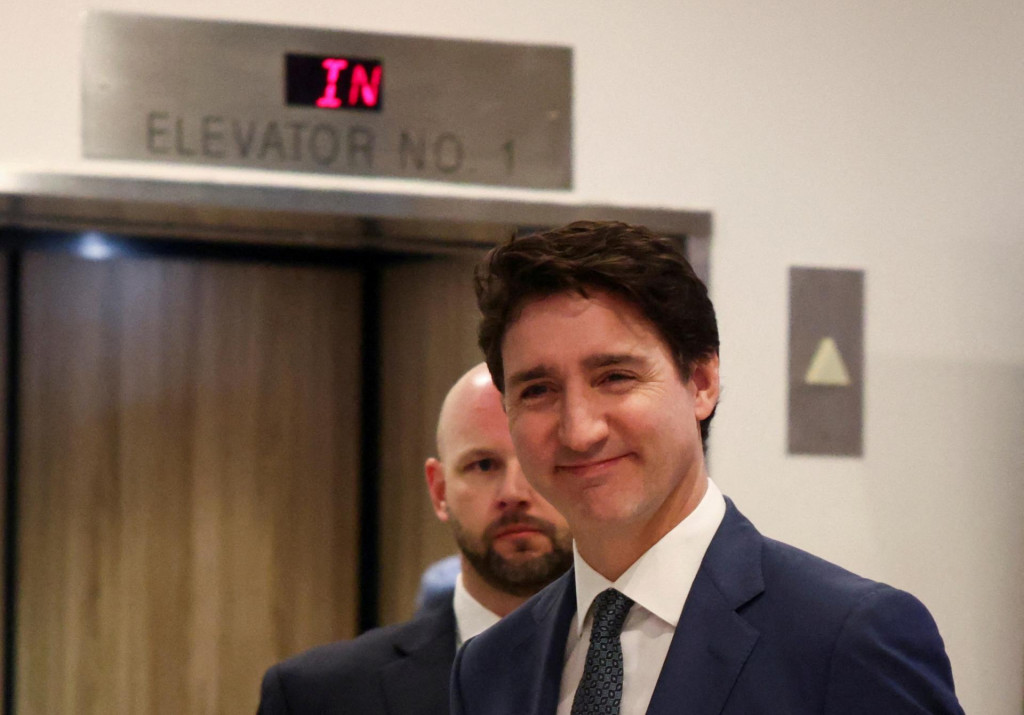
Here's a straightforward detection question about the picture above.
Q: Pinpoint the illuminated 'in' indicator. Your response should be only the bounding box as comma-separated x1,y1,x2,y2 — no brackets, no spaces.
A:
286,53,384,111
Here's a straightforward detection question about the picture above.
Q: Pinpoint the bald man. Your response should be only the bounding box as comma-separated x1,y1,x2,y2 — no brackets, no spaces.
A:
257,363,572,715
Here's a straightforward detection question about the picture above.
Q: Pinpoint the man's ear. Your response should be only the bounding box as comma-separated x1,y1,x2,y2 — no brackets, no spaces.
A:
424,458,449,522
690,353,720,421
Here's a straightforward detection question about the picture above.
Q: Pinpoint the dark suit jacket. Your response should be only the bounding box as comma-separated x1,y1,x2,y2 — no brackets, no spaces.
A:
452,499,963,714
259,595,457,714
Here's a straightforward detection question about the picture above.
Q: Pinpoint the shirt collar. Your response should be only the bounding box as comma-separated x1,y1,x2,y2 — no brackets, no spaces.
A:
572,478,726,635
453,572,502,646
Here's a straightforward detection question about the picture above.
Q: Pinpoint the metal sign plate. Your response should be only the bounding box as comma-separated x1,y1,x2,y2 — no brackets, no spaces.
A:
82,13,573,188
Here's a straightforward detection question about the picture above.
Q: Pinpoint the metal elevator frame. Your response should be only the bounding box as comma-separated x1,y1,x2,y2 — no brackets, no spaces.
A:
0,170,712,714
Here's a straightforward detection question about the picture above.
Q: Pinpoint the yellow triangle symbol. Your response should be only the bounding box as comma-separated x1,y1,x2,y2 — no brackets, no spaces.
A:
804,337,851,386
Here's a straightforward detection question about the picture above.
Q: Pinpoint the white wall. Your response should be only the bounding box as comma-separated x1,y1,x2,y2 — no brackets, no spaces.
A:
3,1,1023,712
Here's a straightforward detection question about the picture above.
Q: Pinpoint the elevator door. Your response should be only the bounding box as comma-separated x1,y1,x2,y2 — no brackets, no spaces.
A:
14,249,363,714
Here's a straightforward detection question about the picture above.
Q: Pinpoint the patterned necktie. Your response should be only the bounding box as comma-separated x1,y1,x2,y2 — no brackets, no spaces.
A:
571,588,635,715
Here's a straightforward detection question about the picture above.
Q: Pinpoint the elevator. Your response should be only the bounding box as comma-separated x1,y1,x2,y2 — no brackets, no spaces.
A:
0,172,710,713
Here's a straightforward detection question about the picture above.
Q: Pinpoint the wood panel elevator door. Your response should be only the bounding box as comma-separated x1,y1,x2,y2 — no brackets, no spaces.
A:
14,250,363,715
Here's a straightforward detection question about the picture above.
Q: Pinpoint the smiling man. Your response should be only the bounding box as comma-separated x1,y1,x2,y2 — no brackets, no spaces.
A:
258,363,571,715
451,221,963,714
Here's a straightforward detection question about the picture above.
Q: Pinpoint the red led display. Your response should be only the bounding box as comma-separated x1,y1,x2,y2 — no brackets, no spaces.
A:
286,54,383,111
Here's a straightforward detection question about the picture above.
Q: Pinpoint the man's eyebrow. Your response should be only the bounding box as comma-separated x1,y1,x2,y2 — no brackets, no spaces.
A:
454,448,499,466
506,355,646,389
505,365,553,389
582,353,645,370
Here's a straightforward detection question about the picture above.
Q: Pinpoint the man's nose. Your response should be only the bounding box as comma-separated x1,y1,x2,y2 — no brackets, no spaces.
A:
496,460,533,510
558,389,608,454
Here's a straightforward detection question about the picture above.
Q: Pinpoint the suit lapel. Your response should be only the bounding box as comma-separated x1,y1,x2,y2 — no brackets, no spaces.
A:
528,571,578,714
487,570,578,715
646,500,764,715
380,601,458,715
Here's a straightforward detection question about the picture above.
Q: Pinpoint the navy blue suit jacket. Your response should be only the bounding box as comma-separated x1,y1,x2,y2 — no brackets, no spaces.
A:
258,594,456,714
451,499,963,714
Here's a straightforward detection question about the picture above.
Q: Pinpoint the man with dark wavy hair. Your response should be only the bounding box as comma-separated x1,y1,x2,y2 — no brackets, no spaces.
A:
452,221,962,714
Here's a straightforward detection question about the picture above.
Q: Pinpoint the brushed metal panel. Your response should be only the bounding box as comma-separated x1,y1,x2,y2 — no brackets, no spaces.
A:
788,267,865,457
0,172,713,238
82,12,572,188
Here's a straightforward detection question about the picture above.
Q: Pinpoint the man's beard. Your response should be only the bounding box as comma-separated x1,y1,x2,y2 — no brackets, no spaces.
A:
448,509,573,598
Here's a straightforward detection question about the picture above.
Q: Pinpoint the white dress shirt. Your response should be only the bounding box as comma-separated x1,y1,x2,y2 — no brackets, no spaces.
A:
452,572,502,648
557,479,726,715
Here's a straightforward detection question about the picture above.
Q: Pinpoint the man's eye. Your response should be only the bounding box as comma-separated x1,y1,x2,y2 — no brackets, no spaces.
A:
471,458,499,472
603,371,635,385
519,384,549,400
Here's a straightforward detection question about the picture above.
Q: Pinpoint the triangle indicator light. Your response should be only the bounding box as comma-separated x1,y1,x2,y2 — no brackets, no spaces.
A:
804,337,852,387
